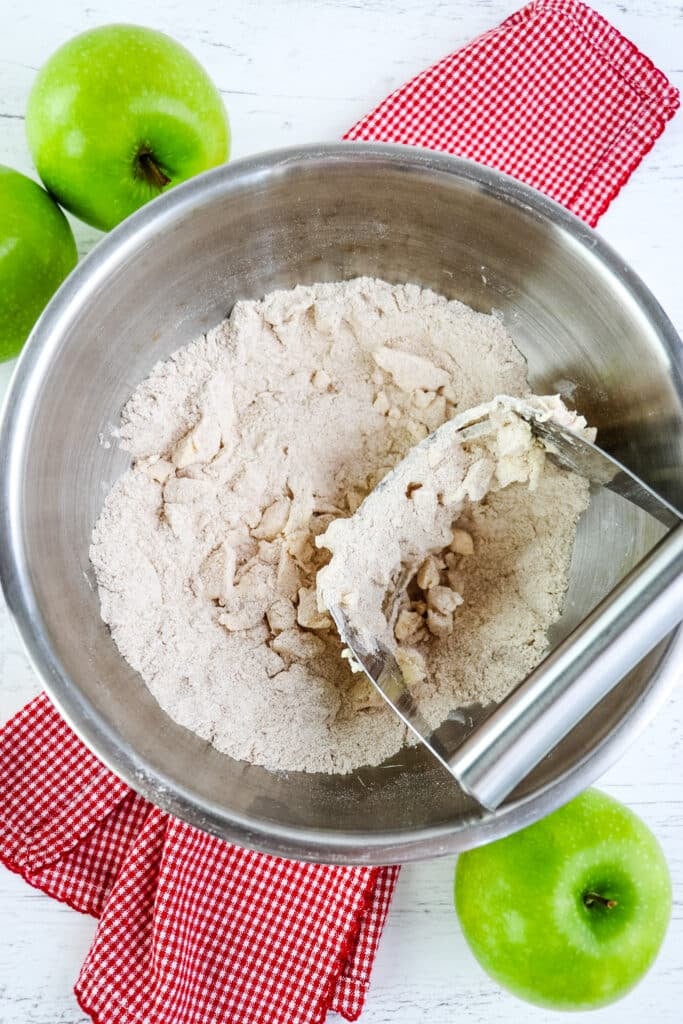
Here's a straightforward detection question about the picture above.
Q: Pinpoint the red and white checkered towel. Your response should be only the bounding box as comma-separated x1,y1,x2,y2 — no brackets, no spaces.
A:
345,0,679,226
0,3,678,1023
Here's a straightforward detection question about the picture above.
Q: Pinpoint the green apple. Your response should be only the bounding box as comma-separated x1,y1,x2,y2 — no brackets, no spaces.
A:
26,24,230,231
455,789,671,1010
0,166,77,362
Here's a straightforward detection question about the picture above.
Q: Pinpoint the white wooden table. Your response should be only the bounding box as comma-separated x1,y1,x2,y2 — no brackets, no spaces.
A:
1,1,682,1021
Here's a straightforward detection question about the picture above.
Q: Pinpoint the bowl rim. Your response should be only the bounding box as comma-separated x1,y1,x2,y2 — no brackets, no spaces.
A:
1,141,682,863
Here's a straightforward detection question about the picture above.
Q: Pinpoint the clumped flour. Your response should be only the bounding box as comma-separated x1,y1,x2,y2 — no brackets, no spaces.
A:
91,278,589,774
317,395,593,687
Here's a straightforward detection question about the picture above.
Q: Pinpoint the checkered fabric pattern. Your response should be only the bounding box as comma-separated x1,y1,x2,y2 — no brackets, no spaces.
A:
0,693,150,915
345,0,679,226
0,696,398,1022
0,3,677,1022
75,812,399,1024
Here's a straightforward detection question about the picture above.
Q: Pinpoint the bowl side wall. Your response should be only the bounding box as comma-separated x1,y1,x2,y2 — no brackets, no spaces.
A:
2,147,682,860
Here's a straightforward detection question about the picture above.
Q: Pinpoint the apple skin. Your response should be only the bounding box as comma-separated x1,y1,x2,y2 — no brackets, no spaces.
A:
26,24,230,231
0,166,77,362
455,789,671,1010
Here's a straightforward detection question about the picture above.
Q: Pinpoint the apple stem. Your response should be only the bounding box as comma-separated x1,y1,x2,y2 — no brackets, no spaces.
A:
583,891,618,910
135,149,171,190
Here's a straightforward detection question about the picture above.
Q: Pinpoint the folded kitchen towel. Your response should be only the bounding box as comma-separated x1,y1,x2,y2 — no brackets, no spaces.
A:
345,0,679,226
0,3,677,1022
0,694,398,1023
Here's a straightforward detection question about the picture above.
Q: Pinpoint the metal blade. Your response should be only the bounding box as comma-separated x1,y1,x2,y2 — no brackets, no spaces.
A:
523,416,682,528
326,405,682,796
328,605,458,776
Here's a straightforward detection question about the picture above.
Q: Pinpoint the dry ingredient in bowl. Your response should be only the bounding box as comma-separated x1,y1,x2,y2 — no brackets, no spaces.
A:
91,277,589,774
316,395,594,687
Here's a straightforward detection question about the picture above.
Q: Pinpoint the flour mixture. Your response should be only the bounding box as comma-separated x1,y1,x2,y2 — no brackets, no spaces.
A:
91,278,589,773
317,395,594,687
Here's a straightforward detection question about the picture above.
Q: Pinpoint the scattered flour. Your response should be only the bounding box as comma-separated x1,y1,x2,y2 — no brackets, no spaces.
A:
90,278,589,774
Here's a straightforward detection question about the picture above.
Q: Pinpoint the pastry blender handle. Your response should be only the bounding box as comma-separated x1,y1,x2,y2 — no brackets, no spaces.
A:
448,523,683,810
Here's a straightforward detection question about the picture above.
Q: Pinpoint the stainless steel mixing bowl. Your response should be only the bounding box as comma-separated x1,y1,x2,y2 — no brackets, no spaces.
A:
1,144,682,863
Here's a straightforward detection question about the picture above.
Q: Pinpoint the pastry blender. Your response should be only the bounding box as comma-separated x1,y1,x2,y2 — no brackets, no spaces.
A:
328,407,683,810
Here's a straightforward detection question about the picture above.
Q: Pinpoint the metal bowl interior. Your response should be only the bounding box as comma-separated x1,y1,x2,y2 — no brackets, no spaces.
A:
1,144,682,863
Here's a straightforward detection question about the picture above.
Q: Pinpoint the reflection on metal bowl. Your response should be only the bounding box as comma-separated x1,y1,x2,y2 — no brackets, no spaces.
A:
1,144,682,863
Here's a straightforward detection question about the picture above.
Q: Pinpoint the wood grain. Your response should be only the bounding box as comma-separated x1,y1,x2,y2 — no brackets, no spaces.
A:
1,1,681,1021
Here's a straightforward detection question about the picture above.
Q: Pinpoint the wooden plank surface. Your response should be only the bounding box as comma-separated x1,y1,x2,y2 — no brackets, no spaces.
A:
1,1,682,1021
